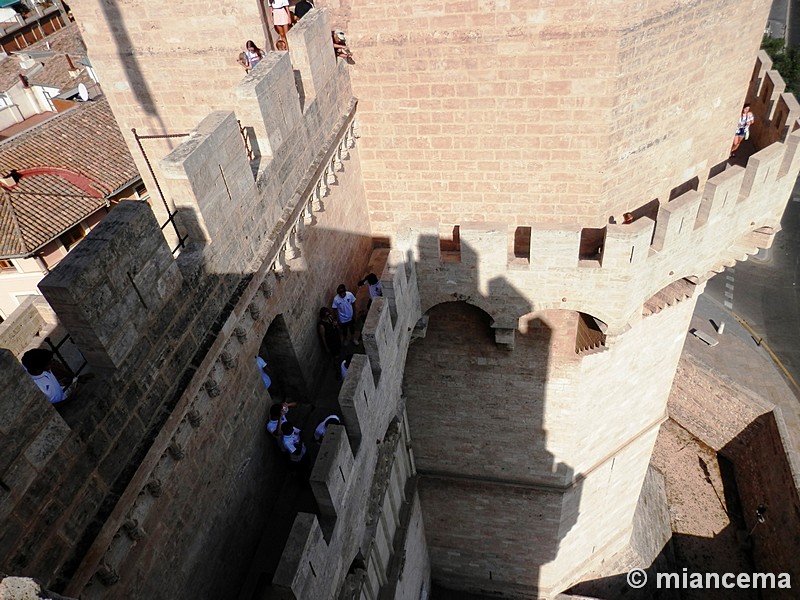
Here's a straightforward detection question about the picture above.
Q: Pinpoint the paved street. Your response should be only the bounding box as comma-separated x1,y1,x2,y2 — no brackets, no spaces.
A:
704,176,800,391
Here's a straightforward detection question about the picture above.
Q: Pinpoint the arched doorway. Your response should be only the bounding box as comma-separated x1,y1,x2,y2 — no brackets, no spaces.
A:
258,314,308,401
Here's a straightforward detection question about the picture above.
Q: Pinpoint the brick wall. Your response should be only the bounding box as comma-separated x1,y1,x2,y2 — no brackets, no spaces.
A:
721,412,800,598
333,0,775,233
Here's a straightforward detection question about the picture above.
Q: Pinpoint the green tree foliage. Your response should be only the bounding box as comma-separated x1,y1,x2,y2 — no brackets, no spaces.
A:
761,35,800,95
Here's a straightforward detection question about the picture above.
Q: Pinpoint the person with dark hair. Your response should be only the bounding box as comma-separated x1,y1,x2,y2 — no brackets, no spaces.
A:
332,283,359,345
358,272,383,307
294,0,313,20
21,348,75,404
318,307,342,355
730,104,754,157
266,402,287,440
243,40,265,73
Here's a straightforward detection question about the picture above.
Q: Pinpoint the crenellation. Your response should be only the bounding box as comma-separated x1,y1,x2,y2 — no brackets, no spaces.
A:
738,141,785,203
4,3,800,598
310,424,354,520
286,10,339,101
39,201,183,376
338,354,374,453
362,296,387,383
603,220,653,269
272,513,329,599
651,190,701,252
235,51,301,160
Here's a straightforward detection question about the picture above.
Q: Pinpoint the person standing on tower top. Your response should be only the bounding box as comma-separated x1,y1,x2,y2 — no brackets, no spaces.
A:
332,284,359,345
270,0,292,48
730,104,754,157
294,0,314,20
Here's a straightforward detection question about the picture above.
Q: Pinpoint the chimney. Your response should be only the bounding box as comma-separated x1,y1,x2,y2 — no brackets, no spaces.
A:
66,54,75,70
19,74,29,88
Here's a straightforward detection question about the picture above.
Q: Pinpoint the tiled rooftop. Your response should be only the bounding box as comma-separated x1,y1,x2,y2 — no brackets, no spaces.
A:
0,97,140,258
0,22,89,92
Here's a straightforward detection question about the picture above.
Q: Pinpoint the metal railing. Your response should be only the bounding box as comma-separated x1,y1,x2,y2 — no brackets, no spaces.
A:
44,332,87,378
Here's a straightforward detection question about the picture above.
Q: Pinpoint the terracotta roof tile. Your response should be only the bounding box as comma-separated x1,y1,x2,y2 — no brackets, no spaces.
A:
0,97,140,258
0,23,88,91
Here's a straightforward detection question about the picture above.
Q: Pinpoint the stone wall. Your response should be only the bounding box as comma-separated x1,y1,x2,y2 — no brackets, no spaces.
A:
0,15,389,598
266,248,423,599
334,0,779,231
721,412,800,597
0,296,58,358
397,112,799,333
403,291,695,596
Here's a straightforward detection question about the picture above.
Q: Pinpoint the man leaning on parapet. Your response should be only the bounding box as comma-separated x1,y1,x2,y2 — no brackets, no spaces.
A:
21,348,78,404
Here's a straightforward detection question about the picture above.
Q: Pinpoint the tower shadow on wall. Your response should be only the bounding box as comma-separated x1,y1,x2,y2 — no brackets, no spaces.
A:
29,197,374,598
403,236,582,598
569,409,800,599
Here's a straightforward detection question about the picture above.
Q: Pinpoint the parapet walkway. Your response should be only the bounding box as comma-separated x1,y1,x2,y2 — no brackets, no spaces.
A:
237,249,390,599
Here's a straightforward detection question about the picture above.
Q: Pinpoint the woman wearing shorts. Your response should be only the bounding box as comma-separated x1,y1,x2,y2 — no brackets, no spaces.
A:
730,104,754,157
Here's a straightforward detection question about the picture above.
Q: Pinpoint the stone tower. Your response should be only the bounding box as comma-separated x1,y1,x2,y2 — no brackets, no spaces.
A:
1,0,796,599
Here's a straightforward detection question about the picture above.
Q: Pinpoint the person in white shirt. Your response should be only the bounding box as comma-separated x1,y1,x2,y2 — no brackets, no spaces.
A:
340,355,353,381
255,355,272,392
280,421,306,462
358,273,383,310
332,284,359,345
314,415,341,443
21,348,75,404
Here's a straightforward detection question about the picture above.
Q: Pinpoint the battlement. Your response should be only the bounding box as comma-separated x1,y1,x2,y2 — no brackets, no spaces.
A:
399,121,800,332
3,9,799,598
749,50,800,149
270,250,421,598
0,11,386,597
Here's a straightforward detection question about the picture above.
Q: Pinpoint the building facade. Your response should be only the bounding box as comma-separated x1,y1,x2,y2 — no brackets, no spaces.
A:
0,1,797,599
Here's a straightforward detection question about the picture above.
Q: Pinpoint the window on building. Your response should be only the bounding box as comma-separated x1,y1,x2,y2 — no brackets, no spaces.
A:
514,227,531,260
0,259,17,273
439,225,461,263
134,183,149,201
59,224,86,251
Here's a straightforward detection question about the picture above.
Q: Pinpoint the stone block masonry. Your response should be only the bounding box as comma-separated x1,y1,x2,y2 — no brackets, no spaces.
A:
339,0,780,233
3,1,800,599
0,14,391,599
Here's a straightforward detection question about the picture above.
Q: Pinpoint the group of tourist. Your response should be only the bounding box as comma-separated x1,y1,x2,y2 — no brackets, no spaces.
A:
237,0,352,74
320,275,382,379
257,274,381,470
258,353,342,472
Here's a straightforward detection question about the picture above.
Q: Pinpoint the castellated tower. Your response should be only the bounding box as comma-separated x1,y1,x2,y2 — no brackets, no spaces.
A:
0,0,797,599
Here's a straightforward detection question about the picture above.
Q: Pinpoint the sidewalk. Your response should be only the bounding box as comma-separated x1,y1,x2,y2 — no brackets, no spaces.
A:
685,293,800,453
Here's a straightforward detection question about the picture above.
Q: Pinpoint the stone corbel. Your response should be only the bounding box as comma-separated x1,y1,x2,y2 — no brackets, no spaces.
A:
338,139,349,162
260,272,276,298
145,478,163,497
272,245,288,278
493,327,516,350
303,202,314,226
96,561,119,586
326,159,338,185
285,226,302,260
123,518,145,541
